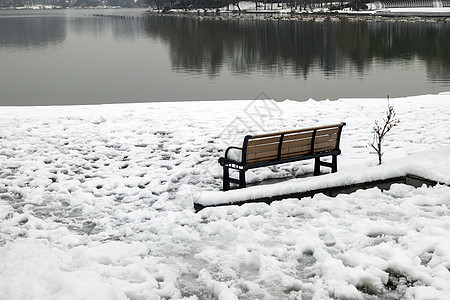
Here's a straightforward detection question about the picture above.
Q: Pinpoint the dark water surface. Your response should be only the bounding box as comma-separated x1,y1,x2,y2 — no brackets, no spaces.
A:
1,9,449,105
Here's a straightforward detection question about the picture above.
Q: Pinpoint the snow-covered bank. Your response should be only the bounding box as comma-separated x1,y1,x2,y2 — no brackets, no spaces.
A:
151,9,450,26
159,1,450,19
1,93,450,299
195,147,450,206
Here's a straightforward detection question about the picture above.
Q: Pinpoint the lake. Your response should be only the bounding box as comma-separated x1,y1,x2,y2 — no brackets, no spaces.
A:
1,8,449,105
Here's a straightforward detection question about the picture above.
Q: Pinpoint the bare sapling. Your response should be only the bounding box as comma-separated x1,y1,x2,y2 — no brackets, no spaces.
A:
368,96,400,165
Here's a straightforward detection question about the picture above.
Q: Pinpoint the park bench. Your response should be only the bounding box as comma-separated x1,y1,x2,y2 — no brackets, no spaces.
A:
218,122,346,191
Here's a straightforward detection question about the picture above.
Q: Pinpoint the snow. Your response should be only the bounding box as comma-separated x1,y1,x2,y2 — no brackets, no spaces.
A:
197,147,450,206
1,92,450,299
168,1,450,15
224,147,242,164
373,7,450,14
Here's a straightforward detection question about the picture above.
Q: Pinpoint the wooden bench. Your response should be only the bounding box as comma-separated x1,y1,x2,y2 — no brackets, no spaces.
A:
218,122,346,191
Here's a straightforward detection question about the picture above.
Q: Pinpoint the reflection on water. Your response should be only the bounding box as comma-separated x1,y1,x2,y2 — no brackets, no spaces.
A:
68,13,145,40
0,9,145,50
143,15,450,81
0,10,449,105
0,13,66,49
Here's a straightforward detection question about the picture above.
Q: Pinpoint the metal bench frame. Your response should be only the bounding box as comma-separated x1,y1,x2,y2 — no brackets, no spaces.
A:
218,123,346,191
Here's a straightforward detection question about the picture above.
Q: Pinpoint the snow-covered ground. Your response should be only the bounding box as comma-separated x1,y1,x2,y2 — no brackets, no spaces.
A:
369,7,450,14
1,93,450,299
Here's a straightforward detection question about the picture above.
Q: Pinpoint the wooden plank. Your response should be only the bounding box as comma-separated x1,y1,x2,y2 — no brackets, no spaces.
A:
315,141,336,148
283,144,311,152
314,141,336,153
281,146,311,157
247,150,278,163
283,131,314,141
250,123,345,139
281,150,311,158
315,133,338,144
315,127,340,136
247,149,278,159
248,156,279,164
316,139,337,146
248,142,280,153
282,138,312,149
247,136,281,146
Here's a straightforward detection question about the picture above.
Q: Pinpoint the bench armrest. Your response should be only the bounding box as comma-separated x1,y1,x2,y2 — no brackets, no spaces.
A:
222,146,243,164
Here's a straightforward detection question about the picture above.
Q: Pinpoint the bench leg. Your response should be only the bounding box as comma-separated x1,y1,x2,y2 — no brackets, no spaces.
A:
223,167,230,191
239,170,246,188
332,155,338,173
314,157,321,176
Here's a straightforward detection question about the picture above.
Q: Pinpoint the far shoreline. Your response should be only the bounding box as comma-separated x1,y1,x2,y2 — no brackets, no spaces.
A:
146,8,450,22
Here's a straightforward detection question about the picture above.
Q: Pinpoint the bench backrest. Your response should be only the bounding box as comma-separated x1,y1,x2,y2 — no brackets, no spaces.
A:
242,123,345,165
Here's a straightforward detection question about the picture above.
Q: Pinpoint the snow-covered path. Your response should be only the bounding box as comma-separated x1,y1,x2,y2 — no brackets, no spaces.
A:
1,93,450,299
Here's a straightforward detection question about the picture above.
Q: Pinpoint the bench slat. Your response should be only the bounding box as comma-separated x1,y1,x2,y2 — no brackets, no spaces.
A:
247,150,278,163
282,138,312,148
247,157,279,164
282,152,310,159
283,131,314,142
315,127,340,136
314,141,337,152
250,123,344,139
247,136,281,146
281,146,311,158
282,145,311,153
247,142,280,153
315,133,338,144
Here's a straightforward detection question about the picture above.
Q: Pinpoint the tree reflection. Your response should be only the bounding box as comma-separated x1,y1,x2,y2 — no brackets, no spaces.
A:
143,15,450,80
68,15,144,40
0,15,66,49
